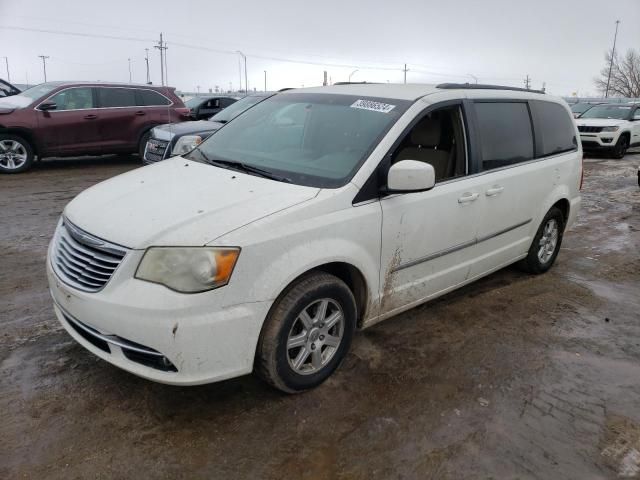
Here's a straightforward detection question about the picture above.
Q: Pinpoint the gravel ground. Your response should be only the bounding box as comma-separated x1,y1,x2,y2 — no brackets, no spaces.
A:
1,152,639,479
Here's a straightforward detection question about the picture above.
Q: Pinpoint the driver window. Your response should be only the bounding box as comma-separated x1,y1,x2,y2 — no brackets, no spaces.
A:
391,105,467,182
49,88,95,111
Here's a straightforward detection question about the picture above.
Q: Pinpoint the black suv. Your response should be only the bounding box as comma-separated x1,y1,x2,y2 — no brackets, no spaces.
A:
144,92,272,164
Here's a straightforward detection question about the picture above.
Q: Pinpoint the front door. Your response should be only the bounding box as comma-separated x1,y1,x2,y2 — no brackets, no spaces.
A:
37,87,102,155
379,103,481,316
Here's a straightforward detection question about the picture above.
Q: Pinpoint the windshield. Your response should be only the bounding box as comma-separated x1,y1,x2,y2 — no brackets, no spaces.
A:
210,95,266,122
571,103,595,114
186,93,410,188
580,105,632,120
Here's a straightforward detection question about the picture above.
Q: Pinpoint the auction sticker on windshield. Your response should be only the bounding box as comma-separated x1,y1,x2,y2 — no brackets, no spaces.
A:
351,99,396,113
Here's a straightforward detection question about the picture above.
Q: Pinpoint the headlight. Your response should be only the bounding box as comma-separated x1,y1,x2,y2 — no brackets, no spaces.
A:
172,135,203,155
601,126,619,132
135,247,240,293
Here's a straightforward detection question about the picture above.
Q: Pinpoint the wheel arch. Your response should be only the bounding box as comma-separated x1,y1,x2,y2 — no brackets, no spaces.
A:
0,127,39,155
551,198,570,228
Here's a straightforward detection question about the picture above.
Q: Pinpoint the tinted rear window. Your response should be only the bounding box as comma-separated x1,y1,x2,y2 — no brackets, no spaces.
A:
475,102,534,171
137,89,171,106
531,101,577,156
97,88,136,108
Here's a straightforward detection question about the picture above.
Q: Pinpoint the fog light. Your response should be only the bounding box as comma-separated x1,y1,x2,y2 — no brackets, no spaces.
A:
601,137,613,143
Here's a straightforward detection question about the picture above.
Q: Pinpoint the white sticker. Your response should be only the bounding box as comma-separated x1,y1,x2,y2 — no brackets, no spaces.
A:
351,99,396,113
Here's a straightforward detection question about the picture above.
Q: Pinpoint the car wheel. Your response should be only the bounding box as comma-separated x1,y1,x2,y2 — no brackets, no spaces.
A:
519,207,565,274
138,131,151,159
0,134,35,174
255,272,356,393
611,134,629,159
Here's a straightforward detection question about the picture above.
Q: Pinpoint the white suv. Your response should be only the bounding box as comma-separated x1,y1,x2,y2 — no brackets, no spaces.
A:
47,83,582,393
576,103,640,158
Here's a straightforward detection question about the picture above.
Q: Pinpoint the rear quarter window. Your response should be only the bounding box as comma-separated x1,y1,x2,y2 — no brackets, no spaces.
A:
137,89,171,106
530,100,577,156
97,88,137,108
474,101,534,171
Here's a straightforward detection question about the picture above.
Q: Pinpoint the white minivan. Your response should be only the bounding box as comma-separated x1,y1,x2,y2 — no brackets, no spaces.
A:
47,83,582,393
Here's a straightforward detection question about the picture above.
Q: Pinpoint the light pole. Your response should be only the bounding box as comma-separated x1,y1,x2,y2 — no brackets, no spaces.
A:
128,58,132,83
144,48,150,84
467,74,478,84
38,55,49,82
197,85,200,95
236,50,247,95
264,70,267,92
1,57,9,82
348,69,359,82
605,20,621,98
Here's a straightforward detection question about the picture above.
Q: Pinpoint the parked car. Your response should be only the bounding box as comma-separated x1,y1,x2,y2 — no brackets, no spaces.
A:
570,102,603,118
144,92,272,164
47,83,581,393
0,81,189,173
576,103,640,158
184,95,237,120
0,79,20,98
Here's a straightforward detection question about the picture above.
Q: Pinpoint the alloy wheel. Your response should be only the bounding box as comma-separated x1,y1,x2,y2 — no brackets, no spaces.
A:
286,298,344,375
0,140,28,170
537,218,559,264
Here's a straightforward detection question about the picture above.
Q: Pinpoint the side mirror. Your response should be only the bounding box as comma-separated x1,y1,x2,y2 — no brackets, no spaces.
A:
39,101,57,111
387,160,435,193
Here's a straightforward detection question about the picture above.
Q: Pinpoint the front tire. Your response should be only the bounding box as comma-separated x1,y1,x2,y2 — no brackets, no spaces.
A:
519,207,565,274
611,134,629,159
0,134,35,173
138,131,151,159
255,272,356,393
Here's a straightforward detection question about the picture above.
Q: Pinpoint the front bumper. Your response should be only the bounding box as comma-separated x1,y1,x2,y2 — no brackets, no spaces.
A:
579,133,619,150
47,247,271,385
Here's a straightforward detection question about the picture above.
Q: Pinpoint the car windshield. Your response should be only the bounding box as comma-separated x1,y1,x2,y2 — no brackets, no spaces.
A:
0,82,61,109
580,105,632,120
186,93,411,188
571,103,595,114
210,95,266,122
185,97,208,109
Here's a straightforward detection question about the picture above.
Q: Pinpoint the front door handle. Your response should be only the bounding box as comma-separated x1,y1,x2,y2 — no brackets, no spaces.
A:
458,192,479,204
134,111,146,116
485,185,504,197
84,114,98,120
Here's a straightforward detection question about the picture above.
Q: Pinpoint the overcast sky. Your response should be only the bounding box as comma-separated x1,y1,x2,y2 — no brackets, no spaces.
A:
0,0,638,96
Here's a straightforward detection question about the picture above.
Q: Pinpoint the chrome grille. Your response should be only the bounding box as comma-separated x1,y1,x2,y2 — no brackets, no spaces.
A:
51,219,128,292
143,138,170,163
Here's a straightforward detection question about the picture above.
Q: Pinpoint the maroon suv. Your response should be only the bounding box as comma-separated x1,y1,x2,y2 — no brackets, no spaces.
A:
0,81,189,173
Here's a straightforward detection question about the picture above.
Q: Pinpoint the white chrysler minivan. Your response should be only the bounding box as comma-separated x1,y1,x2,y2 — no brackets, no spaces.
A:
47,83,581,393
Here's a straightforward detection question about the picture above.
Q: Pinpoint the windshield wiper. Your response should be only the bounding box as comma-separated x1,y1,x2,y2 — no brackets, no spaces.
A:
208,159,291,183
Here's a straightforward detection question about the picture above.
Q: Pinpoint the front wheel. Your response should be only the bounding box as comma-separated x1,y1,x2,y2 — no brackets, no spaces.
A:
255,272,356,393
0,134,35,173
138,131,151,159
611,134,629,159
519,207,565,274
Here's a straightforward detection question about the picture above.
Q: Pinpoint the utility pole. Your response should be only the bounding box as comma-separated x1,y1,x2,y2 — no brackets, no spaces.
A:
236,51,247,95
541,82,546,93
144,48,150,84
323,70,327,86
1,57,9,82
403,64,409,84
197,85,200,95
38,55,49,82
128,58,132,83
605,20,621,98
524,74,531,90
154,33,168,86
467,74,478,84
264,70,267,91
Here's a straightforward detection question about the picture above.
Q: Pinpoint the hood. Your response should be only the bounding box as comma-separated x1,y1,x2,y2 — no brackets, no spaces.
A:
152,120,224,141
0,95,32,110
576,118,627,128
64,157,319,248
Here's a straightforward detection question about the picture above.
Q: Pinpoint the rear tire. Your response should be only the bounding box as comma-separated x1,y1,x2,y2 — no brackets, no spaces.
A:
138,131,151,159
519,207,565,274
611,134,629,159
255,272,356,393
0,134,35,174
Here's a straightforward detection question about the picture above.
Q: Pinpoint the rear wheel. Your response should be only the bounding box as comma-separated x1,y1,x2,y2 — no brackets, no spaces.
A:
138,131,151,159
0,134,34,174
611,134,629,159
519,207,565,274
255,272,356,393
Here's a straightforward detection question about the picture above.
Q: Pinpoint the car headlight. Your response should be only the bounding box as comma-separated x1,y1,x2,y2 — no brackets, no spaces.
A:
172,135,203,155
601,126,619,132
135,247,240,293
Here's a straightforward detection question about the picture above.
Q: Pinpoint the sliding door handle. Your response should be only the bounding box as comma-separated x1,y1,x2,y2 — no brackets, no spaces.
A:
485,186,504,197
458,192,479,204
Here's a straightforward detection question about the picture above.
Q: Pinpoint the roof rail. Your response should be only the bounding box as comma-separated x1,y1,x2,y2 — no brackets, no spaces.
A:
436,83,545,94
332,81,378,85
